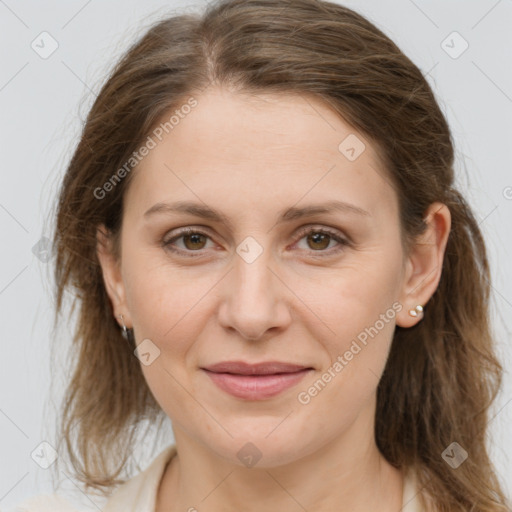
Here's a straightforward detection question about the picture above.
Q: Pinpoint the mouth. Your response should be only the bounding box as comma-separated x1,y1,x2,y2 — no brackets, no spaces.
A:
201,361,314,400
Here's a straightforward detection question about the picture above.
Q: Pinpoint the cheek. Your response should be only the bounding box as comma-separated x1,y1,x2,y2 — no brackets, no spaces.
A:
122,246,212,342
303,253,402,347
298,313,396,428
298,251,402,403
126,262,215,416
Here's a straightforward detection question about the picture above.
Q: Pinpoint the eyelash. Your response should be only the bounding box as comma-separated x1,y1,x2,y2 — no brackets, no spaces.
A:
162,226,350,259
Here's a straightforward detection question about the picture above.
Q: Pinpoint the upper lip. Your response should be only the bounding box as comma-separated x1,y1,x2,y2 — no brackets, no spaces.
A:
202,361,312,375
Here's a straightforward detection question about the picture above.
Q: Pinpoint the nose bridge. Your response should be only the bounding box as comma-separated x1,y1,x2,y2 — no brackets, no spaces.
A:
235,244,274,302
218,237,287,340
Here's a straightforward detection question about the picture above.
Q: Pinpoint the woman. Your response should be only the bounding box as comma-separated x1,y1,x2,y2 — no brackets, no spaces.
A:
12,0,509,511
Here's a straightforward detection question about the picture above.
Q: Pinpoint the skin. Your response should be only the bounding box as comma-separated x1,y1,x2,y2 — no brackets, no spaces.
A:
97,85,451,512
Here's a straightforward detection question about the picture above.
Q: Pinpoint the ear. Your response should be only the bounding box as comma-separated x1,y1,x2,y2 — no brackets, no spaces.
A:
96,224,131,328
396,202,451,328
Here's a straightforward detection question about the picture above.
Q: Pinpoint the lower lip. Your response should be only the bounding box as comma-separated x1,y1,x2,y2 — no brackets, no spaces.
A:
202,369,312,400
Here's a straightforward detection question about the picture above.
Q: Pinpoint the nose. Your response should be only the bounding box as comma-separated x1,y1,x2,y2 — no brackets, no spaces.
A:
217,246,291,341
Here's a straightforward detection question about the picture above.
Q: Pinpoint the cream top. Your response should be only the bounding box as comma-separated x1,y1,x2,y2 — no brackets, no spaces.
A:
8,444,423,511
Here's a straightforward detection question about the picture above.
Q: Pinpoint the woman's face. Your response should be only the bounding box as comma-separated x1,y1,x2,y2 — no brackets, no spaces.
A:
98,86,423,467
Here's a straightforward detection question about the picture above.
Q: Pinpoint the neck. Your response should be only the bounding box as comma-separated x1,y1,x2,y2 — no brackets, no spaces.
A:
156,410,403,512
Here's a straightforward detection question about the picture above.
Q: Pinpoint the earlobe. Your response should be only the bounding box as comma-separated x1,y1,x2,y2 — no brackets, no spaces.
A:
96,224,129,324
396,202,451,328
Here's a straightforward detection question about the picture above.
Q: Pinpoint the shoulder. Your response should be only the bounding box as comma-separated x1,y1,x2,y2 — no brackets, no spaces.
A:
102,444,177,511
402,470,426,512
6,444,177,512
5,493,82,512
402,469,438,512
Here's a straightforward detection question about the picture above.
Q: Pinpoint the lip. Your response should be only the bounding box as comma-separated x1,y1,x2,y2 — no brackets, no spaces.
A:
203,361,310,375
201,361,313,400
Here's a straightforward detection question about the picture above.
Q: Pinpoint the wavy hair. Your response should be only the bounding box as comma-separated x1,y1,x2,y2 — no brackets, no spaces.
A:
50,1,508,510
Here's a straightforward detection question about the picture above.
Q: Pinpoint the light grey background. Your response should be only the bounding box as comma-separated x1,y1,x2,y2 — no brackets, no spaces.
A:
0,0,511,510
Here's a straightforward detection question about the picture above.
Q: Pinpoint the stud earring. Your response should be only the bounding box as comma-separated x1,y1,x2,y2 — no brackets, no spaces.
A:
408,305,424,317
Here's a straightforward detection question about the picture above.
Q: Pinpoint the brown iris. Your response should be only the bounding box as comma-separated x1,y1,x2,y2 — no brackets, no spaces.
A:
307,232,331,250
183,233,208,250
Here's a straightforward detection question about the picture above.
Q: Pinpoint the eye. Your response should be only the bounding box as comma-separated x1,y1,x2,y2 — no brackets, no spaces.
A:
162,227,214,257
292,226,349,256
162,225,349,258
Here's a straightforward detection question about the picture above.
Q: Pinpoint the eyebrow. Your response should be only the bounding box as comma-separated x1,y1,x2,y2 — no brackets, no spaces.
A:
143,199,370,230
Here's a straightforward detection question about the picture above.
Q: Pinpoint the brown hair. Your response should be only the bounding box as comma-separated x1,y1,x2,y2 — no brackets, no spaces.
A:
51,0,509,510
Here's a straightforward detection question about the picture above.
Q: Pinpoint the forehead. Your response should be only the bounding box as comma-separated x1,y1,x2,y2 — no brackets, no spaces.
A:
146,87,379,164
125,87,397,223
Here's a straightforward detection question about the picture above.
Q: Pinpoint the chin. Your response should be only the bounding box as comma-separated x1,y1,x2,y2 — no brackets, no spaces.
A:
204,429,317,469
